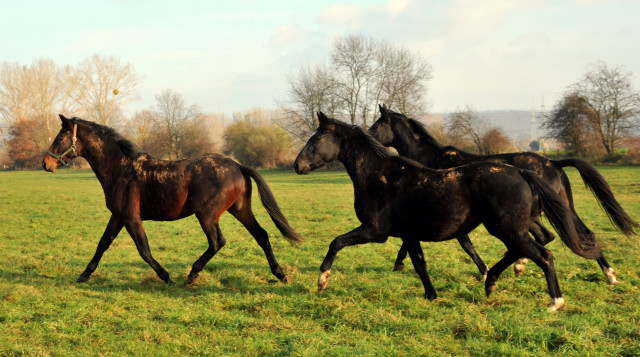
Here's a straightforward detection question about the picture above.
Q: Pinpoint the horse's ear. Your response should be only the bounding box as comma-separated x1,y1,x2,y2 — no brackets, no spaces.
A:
59,114,72,130
379,103,388,113
317,112,336,131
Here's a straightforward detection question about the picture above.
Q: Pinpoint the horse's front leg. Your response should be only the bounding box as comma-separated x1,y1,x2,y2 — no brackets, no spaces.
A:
318,225,387,292
403,239,437,300
77,214,123,282
124,217,172,284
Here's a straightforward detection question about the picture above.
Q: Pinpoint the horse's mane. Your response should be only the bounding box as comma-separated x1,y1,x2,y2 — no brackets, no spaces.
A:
401,117,446,150
350,125,426,169
73,118,142,158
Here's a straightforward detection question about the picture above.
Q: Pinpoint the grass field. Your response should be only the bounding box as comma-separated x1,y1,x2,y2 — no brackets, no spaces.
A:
1,166,639,356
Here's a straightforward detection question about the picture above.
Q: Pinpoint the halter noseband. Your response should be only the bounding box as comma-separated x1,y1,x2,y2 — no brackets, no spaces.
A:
47,123,78,166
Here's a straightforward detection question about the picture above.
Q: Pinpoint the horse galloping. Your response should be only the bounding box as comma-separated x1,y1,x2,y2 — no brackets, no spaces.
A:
43,115,302,285
294,112,601,311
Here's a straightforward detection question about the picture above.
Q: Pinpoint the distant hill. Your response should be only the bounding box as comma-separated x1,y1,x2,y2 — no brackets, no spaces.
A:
424,110,543,149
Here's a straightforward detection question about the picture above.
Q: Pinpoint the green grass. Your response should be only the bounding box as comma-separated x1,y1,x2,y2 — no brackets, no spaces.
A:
0,167,639,356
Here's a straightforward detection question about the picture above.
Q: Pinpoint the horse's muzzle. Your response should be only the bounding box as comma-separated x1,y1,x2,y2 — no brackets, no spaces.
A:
293,161,310,175
42,155,58,173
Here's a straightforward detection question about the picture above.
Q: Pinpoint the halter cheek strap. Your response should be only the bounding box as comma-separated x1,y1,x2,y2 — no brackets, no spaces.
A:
47,123,78,166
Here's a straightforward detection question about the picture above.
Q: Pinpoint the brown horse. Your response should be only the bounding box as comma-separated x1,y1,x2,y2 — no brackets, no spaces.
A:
43,115,302,285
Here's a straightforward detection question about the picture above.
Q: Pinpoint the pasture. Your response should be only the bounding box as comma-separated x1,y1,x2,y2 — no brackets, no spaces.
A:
0,167,639,356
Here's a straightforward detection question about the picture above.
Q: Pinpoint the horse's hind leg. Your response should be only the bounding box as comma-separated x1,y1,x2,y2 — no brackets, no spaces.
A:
456,234,489,279
514,217,555,277
393,242,408,271
187,212,226,284
504,234,565,311
228,204,289,283
404,239,437,300
77,214,123,282
572,214,620,284
596,253,619,285
485,251,521,297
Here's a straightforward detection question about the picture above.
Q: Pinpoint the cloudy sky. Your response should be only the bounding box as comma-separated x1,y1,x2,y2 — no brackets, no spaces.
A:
2,0,639,116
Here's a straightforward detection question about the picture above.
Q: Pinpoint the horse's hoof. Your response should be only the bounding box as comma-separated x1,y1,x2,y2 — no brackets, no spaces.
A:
76,274,90,283
282,275,292,284
485,284,497,297
514,258,528,277
547,297,565,312
604,267,620,285
317,269,331,292
186,274,198,285
393,263,404,271
426,292,437,300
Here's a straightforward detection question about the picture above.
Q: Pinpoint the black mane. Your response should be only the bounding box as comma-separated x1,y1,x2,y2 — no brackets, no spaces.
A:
73,118,142,158
404,117,446,150
350,124,426,169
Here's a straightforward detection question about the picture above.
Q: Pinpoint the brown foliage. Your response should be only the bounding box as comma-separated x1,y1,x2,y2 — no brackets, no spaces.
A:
8,118,50,169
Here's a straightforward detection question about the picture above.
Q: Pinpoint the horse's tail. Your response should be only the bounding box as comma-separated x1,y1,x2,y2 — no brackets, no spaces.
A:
520,169,601,259
554,158,638,236
239,165,303,244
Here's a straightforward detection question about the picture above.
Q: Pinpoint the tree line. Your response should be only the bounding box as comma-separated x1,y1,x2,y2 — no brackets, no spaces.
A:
2,36,639,170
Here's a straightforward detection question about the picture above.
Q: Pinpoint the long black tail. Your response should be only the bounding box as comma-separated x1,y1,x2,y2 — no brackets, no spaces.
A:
520,170,601,259
239,165,303,244
555,158,638,236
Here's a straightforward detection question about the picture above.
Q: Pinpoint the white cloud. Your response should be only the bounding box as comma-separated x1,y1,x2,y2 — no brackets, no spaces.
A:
385,0,411,18
318,4,363,25
271,23,309,48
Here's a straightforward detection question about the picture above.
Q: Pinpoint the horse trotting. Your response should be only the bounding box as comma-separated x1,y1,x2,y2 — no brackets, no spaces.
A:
43,115,302,285
369,105,637,283
295,112,601,311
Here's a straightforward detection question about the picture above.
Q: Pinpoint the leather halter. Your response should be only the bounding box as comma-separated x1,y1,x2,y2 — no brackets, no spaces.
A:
46,123,78,166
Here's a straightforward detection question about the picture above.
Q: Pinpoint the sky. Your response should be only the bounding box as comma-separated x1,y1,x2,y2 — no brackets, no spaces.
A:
1,0,639,117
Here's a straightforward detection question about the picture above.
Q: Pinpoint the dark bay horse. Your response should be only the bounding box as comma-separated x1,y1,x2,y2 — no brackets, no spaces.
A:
43,115,302,285
369,105,638,283
294,112,602,311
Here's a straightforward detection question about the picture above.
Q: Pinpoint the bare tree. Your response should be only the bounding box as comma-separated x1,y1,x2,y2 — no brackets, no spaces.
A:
282,34,433,137
0,62,31,124
573,62,640,156
26,59,71,140
446,106,487,154
277,64,338,140
69,54,139,127
0,59,72,147
331,35,378,126
152,89,204,159
375,43,432,116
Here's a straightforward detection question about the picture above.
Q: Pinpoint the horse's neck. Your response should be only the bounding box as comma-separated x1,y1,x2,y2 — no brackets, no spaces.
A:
338,137,392,188
393,121,442,166
80,134,126,187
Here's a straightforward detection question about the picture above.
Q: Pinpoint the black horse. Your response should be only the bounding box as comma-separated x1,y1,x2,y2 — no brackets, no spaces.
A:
370,105,638,283
294,112,601,311
43,115,302,285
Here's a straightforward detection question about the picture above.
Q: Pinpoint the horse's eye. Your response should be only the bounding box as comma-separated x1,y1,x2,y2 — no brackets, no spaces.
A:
57,136,64,142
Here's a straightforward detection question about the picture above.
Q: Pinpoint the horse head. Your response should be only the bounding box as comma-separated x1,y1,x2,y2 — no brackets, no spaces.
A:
368,104,396,146
293,112,341,175
42,115,85,172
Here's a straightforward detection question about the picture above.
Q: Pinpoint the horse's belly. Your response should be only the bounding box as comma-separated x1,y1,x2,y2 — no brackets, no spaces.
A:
140,191,193,221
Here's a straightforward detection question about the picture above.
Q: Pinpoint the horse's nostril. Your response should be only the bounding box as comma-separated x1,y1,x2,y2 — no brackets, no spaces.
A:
293,162,299,172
